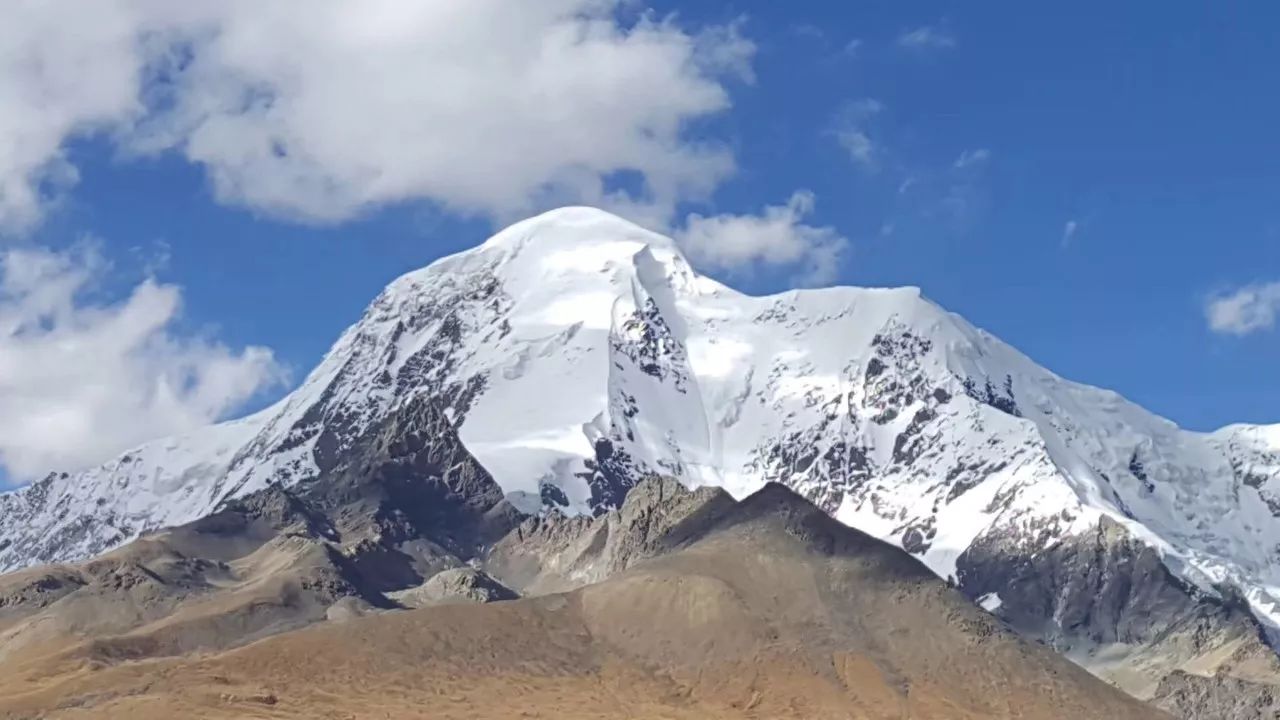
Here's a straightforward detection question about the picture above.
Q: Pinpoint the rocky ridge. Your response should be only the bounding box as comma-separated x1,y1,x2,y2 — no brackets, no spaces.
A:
0,448,1166,719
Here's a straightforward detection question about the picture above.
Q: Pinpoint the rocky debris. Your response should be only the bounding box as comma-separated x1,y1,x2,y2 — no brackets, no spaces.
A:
325,596,379,622
486,476,735,594
203,483,339,546
0,567,86,611
390,567,516,608
1153,671,1280,720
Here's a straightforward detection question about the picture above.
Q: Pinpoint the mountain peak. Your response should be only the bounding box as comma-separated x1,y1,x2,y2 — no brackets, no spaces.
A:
4,208,1280,682
497,204,659,232
480,205,680,257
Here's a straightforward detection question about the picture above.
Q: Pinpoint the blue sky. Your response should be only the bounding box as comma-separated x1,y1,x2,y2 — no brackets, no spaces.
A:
1,1,1278,482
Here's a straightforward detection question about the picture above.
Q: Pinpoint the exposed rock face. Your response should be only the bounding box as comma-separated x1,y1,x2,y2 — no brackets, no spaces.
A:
0,393,522,666
964,516,1197,650
486,476,737,594
955,514,1280,717
390,567,516,608
283,391,524,592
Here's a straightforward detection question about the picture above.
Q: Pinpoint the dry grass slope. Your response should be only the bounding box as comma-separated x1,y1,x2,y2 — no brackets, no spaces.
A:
0,485,1167,719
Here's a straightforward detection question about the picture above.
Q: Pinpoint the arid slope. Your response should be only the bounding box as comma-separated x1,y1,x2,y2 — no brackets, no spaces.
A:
0,483,1168,719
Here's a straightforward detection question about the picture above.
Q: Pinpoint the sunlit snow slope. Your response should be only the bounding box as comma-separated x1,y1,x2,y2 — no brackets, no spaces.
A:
3,207,1280,633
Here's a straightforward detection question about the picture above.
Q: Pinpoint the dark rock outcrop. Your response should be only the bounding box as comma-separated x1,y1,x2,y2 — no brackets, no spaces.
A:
957,515,1280,717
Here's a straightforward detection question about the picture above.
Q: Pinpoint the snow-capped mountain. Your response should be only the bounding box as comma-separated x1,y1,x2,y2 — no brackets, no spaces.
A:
4,205,1280,643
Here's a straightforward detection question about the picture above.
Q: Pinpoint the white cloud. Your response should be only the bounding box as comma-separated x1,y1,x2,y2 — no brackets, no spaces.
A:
693,19,756,84
833,99,885,170
953,148,991,169
837,131,876,168
676,191,848,286
1205,282,1280,337
1061,219,1079,247
0,1,153,233
0,0,754,232
0,244,285,482
898,24,957,51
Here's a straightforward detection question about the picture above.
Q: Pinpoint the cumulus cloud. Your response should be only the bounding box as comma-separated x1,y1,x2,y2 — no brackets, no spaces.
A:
0,0,754,232
897,24,957,51
1205,282,1280,337
0,1,152,233
0,245,286,482
676,191,848,286
832,98,885,170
